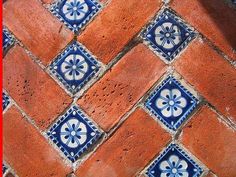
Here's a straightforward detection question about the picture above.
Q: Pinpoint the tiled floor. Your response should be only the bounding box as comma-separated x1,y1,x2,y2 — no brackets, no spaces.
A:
2,0,236,177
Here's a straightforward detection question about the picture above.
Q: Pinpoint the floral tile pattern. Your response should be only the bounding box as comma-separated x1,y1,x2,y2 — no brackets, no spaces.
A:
142,9,195,62
51,0,102,32
3,27,14,51
3,92,11,111
49,41,100,94
146,144,203,177
47,105,102,162
145,76,198,131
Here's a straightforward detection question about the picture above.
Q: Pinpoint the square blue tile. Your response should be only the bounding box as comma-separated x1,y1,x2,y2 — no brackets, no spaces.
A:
145,76,198,131
51,0,101,32
142,9,195,62
49,41,100,94
3,92,11,111
47,105,102,162
146,143,203,177
3,28,14,51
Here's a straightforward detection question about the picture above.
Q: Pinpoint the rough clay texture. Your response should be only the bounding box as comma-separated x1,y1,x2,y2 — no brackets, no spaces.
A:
3,0,236,176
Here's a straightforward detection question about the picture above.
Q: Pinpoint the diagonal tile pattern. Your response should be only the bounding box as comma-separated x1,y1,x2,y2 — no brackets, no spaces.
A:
3,0,236,177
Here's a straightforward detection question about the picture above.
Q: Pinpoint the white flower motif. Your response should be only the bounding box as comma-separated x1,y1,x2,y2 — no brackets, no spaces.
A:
160,155,189,177
155,22,181,49
62,0,89,21
60,118,87,148
156,89,187,118
61,54,88,81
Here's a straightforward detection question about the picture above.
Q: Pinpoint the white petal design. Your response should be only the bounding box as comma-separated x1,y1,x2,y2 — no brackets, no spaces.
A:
61,54,88,81
60,118,87,148
156,98,168,109
160,89,171,100
171,89,181,99
176,97,187,108
161,106,172,118
76,122,87,145
177,159,188,170
160,173,169,177
62,0,89,21
172,106,183,117
169,155,179,166
154,26,165,46
180,171,189,177
160,160,170,171
154,22,181,49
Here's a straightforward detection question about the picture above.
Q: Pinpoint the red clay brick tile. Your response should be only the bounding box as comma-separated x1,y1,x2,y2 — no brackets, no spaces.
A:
77,0,163,64
170,0,236,60
3,45,72,130
41,0,54,4
3,106,72,177
77,44,166,132
174,38,236,123
3,0,74,65
75,108,171,177
180,105,236,177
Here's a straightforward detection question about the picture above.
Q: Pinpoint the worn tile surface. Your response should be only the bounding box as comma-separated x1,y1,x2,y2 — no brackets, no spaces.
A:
3,0,236,176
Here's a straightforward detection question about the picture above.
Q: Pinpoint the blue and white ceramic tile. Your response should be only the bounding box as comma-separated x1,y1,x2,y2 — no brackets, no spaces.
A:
49,41,100,94
145,76,198,131
142,9,195,62
47,105,102,162
3,92,11,111
146,144,203,177
51,0,102,32
3,28,14,51
2,163,8,175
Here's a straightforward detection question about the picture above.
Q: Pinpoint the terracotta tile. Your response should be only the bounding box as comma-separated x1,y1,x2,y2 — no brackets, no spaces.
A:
75,108,171,177
3,106,72,177
78,0,162,64
174,38,236,123
3,0,73,65
78,44,166,131
171,0,236,60
3,45,72,130
181,105,236,177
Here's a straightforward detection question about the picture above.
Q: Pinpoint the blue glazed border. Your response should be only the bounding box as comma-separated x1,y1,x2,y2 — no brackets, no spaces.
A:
141,8,196,62
47,105,102,162
145,76,199,131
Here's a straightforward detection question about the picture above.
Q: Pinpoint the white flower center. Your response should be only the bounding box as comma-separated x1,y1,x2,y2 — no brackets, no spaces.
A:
73,7,77,11
169,100,175,106
165,33,171,37
172,168,177,174
71,131,76,136
72,65,77,70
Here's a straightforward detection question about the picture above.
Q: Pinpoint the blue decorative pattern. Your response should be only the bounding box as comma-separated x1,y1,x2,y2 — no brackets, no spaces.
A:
3,92,11,111
3,28,14,51
49,41,100,94
51,0,101,32
47,105,102,162
146,144,203,177
142,9,196,62
145,76,198,131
